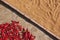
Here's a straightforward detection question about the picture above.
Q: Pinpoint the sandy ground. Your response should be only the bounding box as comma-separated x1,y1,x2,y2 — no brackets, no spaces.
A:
0,4,52,40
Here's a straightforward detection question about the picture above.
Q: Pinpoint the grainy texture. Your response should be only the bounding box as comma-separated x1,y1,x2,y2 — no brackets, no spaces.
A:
0,4,52,40
2,0,60,39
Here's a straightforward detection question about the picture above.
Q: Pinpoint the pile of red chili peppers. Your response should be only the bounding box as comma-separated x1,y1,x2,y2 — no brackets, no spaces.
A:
0,21,35,40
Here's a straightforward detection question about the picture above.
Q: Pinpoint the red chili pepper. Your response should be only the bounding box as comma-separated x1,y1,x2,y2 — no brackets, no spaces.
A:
29,34,35,40
23,32,28,40
3,23,9,28
0,21,35,40
3,35,8,40
0,38,2,40
17,25,23,31
11,21,19,26
26,29,31,39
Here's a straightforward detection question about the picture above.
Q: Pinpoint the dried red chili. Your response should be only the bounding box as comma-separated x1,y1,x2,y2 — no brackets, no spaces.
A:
0,21,35,40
